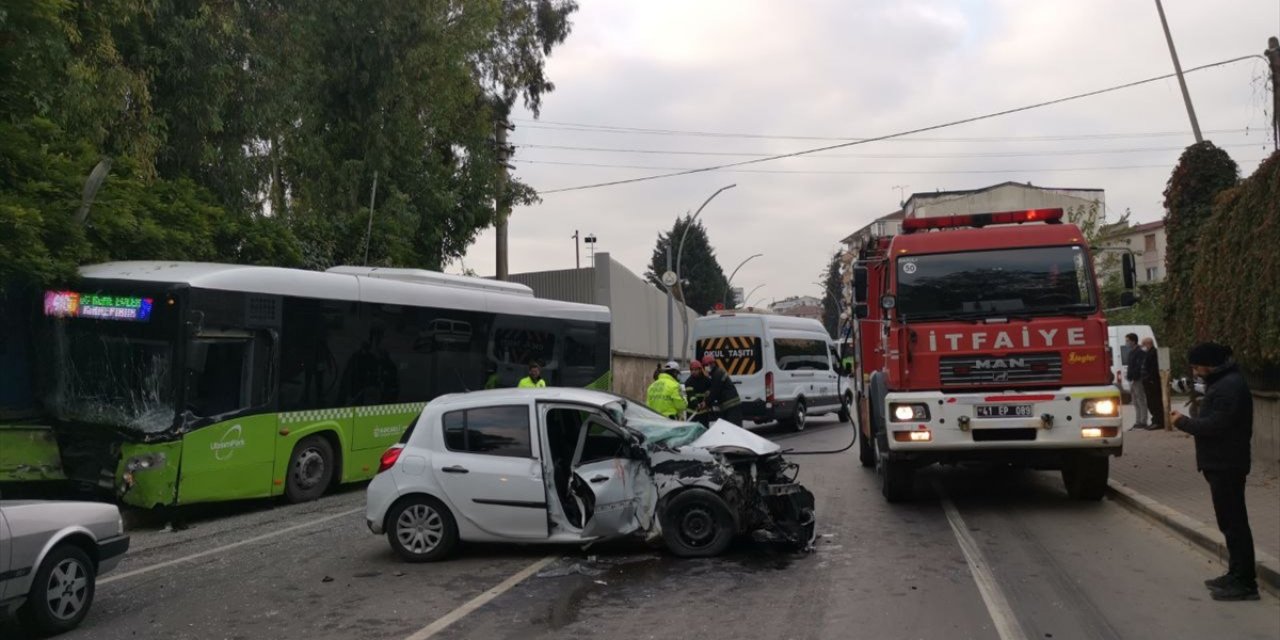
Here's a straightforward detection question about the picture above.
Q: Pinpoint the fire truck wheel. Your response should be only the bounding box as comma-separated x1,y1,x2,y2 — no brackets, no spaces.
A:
1062,455,1108,501
858,426,875,467
875,437,914,502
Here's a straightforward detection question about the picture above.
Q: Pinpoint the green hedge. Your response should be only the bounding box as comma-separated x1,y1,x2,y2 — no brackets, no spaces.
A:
1187,151,1280,388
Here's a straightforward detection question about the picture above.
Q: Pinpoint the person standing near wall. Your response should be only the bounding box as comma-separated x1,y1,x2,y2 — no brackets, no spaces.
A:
1170,342,1258,602
1126,333,1149,430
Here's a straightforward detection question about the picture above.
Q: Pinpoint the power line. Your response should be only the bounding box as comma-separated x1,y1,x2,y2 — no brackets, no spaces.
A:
516,158,1268,176
515,121,1251,143
538,54,1261,195
515,142,1264,160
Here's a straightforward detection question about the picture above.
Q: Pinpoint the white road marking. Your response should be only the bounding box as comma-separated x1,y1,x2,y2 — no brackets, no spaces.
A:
100,507,364,586
403,555,558,640
937,486,1029,640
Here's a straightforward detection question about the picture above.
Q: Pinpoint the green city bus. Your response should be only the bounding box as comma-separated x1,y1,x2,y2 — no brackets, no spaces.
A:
0,262,611,508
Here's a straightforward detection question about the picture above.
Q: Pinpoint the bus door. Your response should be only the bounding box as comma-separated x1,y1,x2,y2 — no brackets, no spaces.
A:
177,329,278,503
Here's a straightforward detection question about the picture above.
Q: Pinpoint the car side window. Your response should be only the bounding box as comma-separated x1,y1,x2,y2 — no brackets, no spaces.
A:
578,420,627,465
442,406,532,458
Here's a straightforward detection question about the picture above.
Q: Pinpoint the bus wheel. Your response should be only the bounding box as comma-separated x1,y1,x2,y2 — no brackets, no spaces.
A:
286,436,335,503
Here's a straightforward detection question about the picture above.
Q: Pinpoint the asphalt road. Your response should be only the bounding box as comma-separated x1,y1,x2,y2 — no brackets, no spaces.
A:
5,417,1278,640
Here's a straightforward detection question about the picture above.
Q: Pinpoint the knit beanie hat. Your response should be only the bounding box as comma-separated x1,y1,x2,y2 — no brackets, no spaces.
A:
1186,342,1232,367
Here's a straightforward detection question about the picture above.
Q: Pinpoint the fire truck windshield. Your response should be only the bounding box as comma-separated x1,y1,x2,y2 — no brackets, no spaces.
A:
895,245,1096,321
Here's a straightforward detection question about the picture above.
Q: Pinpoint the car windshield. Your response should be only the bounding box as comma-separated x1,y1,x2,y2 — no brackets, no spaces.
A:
604,399,706,449
895,245,1096,321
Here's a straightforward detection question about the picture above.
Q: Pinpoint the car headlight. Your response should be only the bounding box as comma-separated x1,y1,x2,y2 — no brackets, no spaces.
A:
1081,397,1119,417
890,403,930,422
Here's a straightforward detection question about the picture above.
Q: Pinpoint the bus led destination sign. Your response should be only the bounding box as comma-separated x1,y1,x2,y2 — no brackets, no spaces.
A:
44,291,154,322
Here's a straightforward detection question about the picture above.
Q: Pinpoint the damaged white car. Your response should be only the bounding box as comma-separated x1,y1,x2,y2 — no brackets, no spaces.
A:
365,388,816,561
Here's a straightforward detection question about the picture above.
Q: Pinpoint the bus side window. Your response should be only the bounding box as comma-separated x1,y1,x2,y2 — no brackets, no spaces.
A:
186,331,272,419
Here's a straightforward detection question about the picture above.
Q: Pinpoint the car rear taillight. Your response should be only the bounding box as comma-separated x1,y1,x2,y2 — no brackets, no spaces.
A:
765,371,775,403
378,445,404,474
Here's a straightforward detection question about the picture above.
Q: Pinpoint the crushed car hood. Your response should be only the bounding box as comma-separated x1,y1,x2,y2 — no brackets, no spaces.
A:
688,420,781,456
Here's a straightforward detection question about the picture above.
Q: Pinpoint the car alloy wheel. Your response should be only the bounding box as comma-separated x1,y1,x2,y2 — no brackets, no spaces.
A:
46,558,89,621
397,503,445,555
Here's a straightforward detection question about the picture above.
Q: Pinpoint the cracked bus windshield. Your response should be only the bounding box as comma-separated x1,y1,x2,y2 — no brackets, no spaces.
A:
39,289,179,433
895,245,1096,321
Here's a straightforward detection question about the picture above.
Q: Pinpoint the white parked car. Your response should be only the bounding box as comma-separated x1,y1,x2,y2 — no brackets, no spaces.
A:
365,388,816,561
0,500,129,635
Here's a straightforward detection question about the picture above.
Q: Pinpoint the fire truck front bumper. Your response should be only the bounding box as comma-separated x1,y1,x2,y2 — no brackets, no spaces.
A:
881,386,1123,458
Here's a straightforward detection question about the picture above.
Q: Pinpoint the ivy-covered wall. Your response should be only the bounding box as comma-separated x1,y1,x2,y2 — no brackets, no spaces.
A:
1188,151,1280,388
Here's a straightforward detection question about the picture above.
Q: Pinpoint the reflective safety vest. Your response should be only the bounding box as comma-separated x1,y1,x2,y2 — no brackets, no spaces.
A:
518,376,546,389
646,373,688,419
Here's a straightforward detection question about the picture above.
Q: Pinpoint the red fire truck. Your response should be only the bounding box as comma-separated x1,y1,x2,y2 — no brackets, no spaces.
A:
850,208,1132,502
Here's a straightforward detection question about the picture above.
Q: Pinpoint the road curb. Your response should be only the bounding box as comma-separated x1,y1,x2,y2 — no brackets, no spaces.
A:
1107,479,1280,597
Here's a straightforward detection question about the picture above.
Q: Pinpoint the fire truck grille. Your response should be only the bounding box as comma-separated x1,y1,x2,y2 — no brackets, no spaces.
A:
939,352,1061,386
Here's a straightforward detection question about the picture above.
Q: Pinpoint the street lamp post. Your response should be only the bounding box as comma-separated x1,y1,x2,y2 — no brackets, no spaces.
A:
723,254,763,308
741,284,765,309
674,184,737,358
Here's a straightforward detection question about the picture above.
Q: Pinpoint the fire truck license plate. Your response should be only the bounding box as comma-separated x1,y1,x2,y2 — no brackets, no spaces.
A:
976,404,1033,418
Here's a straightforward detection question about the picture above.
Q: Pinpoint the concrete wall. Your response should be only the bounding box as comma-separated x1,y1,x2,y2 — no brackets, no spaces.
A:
594,252,701,362
612,353,663,403
1254,392,1280,475
508,253,700,398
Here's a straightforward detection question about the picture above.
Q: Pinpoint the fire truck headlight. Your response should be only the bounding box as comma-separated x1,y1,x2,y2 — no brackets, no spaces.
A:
890,403,930,422
1081,398,1119,418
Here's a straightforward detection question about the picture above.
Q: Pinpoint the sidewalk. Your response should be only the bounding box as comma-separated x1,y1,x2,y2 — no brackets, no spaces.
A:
1109,422,1280,592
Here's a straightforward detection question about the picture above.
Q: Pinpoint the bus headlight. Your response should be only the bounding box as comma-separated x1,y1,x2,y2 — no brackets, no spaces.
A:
124,452,168,473
890,403,930,422
1081,398,1119,418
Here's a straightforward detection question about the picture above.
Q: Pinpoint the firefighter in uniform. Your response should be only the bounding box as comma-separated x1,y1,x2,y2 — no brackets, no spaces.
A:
685,359,711,425
646,361,688,420
701,354,743,426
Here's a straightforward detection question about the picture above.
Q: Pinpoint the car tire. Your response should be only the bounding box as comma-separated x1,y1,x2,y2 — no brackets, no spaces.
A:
1062,455,1109,501
659,489,736,558
838,392,853,423
788,399,807,432
386,496,459,562
876,435,913,503
285,435,335,504
19,544,96,635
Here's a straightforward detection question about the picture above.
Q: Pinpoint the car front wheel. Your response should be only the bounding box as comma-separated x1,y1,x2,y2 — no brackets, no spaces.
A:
20,544,96,635
660,489,736,558
387,496,459,562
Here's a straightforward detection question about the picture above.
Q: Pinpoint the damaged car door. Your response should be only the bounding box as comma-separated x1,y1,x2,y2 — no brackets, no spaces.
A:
570,416,652,539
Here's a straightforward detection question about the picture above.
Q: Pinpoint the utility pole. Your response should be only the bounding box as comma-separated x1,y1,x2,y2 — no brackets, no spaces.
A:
572,230,581,269
1154,0,1203,143
891,185,909,208
1267,36,1280,151
363,170,378,265
494,111,513,280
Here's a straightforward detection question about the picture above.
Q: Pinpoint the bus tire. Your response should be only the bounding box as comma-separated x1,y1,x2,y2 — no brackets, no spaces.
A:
285,435,335,504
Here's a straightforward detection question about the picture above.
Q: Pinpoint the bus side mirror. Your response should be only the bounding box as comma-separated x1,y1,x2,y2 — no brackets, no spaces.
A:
854,303,869,319
1121,253,1136,290
853,266,868,304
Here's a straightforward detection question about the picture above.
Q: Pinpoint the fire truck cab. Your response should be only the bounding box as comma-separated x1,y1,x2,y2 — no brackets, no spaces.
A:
851,208,1124,502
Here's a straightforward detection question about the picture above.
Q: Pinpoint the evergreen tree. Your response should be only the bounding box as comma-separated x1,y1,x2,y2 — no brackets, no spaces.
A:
645,216,730,315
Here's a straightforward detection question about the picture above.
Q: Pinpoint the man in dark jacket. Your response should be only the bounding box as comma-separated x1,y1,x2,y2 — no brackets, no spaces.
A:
1170,342,1258,601
700,354,743,426
1141,337,1163,429
685,359,712,425
1125,333,1148,429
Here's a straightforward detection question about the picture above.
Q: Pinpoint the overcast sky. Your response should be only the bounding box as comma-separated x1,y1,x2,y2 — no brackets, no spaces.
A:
460,0,1278,304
